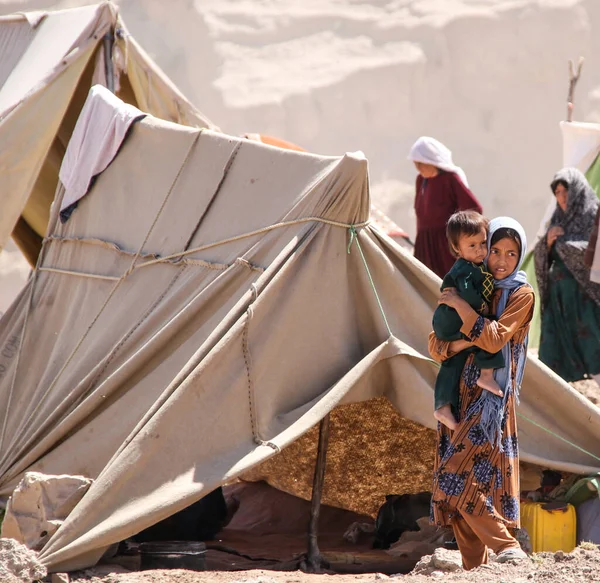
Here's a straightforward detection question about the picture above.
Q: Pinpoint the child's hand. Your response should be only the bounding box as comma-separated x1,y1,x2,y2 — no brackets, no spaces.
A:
438,287,460,308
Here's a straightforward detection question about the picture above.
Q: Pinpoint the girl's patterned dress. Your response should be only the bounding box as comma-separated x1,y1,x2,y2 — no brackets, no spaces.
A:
428,286,535,529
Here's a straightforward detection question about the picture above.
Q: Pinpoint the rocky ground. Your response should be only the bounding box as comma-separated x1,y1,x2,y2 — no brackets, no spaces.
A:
64,544,600,583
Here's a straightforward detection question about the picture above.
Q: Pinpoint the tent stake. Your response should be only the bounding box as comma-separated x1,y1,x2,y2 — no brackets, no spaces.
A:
303,414,331,573
103,31,115,93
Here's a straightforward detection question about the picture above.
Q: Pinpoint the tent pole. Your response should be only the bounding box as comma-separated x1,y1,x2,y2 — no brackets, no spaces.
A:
304,413,331,573
103,31,115,93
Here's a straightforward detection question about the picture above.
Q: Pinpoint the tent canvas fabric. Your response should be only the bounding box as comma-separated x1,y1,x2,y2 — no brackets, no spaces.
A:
0,1,216,265
0,90,597,571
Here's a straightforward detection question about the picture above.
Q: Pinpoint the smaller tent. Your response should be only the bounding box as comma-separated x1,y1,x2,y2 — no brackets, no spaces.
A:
0,1,217,265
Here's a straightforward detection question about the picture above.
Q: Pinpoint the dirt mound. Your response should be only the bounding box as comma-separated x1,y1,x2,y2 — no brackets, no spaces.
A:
0,538,46,583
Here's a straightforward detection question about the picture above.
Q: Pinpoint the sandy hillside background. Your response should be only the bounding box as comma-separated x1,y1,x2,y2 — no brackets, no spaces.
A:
1,0,600,311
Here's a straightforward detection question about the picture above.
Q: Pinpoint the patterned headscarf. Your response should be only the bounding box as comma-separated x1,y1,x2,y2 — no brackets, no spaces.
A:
534,167,600,309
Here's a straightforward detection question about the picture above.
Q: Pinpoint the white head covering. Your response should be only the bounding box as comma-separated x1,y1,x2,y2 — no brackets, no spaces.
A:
408,136,469,187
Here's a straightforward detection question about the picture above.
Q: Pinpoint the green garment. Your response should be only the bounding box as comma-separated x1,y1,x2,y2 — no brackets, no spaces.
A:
432,258,503,413
539,248,600,381
433,258,494,340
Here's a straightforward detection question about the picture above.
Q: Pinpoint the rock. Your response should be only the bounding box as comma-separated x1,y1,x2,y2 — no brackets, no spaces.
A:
431,548,462,572
374,573,390,580
0,538,46,582
412,548,462,575
1,472,92,551
515,527,533,554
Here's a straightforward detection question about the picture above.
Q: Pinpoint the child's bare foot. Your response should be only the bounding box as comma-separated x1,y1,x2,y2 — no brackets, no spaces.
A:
477,369,503,397
434,404,458,431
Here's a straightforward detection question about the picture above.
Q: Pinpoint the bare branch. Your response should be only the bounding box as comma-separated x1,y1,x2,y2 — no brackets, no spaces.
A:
567,56,584,122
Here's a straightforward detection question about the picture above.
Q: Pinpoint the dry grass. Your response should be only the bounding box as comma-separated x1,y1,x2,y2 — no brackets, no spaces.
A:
242,397,437,517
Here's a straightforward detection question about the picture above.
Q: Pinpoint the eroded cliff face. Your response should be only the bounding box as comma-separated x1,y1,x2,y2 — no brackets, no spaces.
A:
1,0,600,242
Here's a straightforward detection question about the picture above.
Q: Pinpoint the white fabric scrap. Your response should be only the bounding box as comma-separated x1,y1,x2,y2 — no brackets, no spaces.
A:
592,228,600,284
407,136,469,187
59,84,145,212
16,11,47,28
560,120,600,173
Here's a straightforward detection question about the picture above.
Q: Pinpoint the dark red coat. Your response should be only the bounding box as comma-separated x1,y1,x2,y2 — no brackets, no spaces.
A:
414,171,483,278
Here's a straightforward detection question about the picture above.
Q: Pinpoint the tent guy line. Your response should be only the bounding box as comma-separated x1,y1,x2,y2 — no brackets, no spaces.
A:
517,412,600,464
38,216,372,281
348,225,393,338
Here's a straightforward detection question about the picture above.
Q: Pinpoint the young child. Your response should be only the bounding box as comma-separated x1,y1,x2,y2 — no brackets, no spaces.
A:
432,210,504,430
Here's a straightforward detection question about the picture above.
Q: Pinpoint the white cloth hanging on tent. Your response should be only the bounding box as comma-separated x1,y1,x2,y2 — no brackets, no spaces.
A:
561,121,600,171
59,84,146,213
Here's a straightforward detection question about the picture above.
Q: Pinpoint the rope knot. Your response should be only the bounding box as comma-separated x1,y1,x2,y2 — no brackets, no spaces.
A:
347,225,358,254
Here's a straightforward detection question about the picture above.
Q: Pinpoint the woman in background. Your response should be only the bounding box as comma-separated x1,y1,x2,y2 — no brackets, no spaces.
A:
408,136,483,278
534,167,600,383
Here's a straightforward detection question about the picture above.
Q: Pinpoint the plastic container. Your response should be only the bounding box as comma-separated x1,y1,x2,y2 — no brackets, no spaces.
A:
520,501,576,553
139,541,207,571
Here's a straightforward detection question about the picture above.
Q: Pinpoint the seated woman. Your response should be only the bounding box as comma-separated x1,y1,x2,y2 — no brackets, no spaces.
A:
428,217,534,570
534,168,600,383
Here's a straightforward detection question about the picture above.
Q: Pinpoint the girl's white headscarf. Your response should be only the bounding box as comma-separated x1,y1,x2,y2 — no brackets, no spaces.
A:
408,136,469,187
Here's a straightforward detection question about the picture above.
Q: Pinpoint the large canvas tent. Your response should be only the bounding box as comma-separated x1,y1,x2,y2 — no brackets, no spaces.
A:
0,1,216,265
0,87,598,572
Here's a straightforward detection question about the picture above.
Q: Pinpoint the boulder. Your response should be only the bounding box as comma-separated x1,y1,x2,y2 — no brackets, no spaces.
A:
412,548,463,574
1,472,92,551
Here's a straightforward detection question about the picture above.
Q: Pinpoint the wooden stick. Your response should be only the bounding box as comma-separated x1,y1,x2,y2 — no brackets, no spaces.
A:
304,414,331,573
567,57,584,122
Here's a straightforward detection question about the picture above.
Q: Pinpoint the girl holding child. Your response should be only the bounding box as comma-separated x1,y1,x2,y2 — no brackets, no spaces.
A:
428,215,534,569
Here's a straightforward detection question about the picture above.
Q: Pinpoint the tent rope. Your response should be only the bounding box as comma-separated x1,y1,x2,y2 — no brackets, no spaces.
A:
37,216,371,281
347,225,393,338
517,412,600,464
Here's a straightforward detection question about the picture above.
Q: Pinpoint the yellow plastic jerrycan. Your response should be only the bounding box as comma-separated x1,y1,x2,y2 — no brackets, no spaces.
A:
520,500,576,553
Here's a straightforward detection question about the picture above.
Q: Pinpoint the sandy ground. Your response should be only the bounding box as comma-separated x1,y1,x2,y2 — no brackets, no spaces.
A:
68,545,600,583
